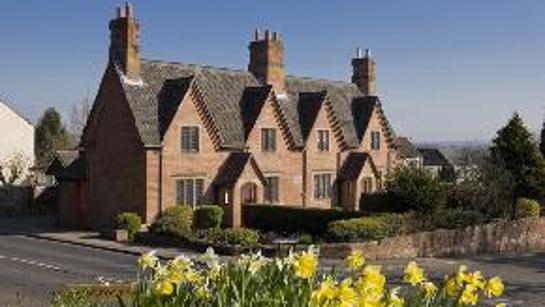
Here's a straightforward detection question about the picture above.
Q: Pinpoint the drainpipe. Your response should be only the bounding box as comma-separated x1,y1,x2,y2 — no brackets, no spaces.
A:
158,146,163,216
302,149,307,207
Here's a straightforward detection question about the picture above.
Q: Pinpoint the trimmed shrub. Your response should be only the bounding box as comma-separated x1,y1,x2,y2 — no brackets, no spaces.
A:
116,212,142,240
195,205,223,229
150,205,194,238
359,192,405,213
430,209,483,230
515,198,540,219
202,228,259,246
243,205,367,236
327,216,389,242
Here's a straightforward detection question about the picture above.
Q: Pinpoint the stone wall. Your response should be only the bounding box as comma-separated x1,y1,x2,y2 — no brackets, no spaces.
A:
320,218,545,260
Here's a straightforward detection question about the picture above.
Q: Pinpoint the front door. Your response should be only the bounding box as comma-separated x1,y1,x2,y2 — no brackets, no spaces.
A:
240,182,257,204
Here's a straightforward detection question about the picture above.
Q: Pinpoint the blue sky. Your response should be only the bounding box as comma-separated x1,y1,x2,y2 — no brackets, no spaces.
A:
1,1,545,142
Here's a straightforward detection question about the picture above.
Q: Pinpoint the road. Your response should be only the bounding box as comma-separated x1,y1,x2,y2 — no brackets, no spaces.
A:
1,234,545,306
0,234,137,307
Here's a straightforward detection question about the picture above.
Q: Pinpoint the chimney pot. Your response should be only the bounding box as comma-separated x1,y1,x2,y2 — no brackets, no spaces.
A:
351,47,376,96
365,48,371,58
272,32,278,41
265,30,271,40
125,2,133,18
356,47,362,59
254,29,259,41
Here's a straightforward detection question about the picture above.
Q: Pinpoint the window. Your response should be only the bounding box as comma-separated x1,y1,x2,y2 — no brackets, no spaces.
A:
181,126,200,152
264,176,279,203
371,131,381,151
176,178,204,208
314,173,332,199
261,128,276,152
317,130,330,152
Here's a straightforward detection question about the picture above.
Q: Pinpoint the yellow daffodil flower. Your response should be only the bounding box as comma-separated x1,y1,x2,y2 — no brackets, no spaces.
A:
292,246,318,279
422,281,437,300
138,250,158,270
336,278,357,307
459,284,479,306
403,261,425,286
445,276,461,297
346,250,365,270
311,276,337,304
485,276,504,298
154,280,174,296
386,287,405,307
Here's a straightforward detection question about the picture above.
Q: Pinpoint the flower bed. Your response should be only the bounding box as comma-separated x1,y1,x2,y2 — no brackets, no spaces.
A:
120,247,506,307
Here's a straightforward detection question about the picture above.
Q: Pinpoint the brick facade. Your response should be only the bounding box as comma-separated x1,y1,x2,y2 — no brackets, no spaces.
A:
74,5,400,229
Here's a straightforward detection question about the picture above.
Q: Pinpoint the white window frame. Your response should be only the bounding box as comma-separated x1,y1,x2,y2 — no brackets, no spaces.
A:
175,177,205,209
317,129,330,152
313,172,332,200
261,127,277,152
180,125,201,153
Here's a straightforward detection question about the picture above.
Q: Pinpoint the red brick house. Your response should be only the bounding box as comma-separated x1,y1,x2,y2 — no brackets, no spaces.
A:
64,4,398,229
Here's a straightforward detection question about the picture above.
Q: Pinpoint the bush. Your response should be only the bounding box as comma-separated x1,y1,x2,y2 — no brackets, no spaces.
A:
326,213,407,242
359,192,405,213
194,205,223,229
201,228,259,246
150,205,194,238
298,233,313,245
116,212,142,240
515,198,540,219
386,165,446,213
429,209,484,230
243,205,367,236
327,216,388,242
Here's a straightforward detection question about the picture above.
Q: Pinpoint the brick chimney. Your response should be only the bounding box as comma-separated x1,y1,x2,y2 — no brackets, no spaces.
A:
248,30,286,94
109,2,141,81
351,48,376,96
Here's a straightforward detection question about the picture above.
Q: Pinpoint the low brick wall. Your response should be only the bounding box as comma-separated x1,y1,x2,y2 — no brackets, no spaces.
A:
320,218,545,260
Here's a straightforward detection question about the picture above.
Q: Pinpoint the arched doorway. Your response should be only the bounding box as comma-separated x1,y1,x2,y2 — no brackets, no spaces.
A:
240,182,258,204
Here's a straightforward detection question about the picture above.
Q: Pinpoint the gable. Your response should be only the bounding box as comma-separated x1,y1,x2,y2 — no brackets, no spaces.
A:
300,94,342,151
245,94,294,151
359,101,395,151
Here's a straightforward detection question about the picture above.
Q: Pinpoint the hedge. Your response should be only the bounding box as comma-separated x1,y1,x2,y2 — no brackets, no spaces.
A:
195,205,224,229
242,205,367,236
359,192,406,213
150,205,194,238
515,198,540,219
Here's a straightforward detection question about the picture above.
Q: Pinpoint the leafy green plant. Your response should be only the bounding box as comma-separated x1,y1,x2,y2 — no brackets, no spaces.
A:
386,165,446,214
243,205,367,236
201,227,259,246
430,209,484,230
514,198,540,219
327,216,389,242
150,205,194,238
124,248,506,307
194,205,223,229
116,212,142,241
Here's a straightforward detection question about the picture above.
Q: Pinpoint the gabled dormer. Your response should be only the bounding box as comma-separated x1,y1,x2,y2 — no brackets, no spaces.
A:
298,92,342,153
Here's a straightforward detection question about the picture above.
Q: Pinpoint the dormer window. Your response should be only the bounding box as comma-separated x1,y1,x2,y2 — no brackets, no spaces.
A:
181,126,200,152
261,128,276,152
371,131,380,151
317,130,330,152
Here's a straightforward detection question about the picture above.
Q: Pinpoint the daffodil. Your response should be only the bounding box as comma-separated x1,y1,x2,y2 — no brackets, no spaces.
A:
346,250,365,270
170,254,192,272
196,286,211,301
485,276,504,298
445,276,461,297
138,250,158,270
459,284,479,306
186,270,202,285
386,287,405,307
292,246,318,279
311,276,337,304
336,278,357,307
422,281,437,300
403,261,425,286
154,280,174,296
455,265,469,285
357,265,386,304
466,270,486,289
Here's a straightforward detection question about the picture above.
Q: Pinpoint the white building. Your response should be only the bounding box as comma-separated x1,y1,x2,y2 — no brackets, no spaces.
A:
0,101,34,185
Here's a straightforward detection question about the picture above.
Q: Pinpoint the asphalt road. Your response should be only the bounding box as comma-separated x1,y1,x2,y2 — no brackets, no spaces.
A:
1,233,545,306
0,234,137,307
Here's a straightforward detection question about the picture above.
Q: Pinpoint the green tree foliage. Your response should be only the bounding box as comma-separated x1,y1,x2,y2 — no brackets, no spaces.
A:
490,112,545,201
385,165,445,213
35,108,71,165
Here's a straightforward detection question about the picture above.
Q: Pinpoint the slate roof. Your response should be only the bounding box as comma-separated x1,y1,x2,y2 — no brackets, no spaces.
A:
112,59,395,150
49,151,87,181
396,137,421,159
212,152,265,188
418,148,451,167
338,152,377,181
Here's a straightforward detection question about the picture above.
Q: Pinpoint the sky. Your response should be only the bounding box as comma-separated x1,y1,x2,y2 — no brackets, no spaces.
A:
1,1,545,142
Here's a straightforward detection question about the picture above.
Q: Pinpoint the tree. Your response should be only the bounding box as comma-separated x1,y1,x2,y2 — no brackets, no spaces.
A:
0,152,31,186
68,94,91,139
385,165,446,213
541,120,545,158
34,108,71,165
490,112,545,201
